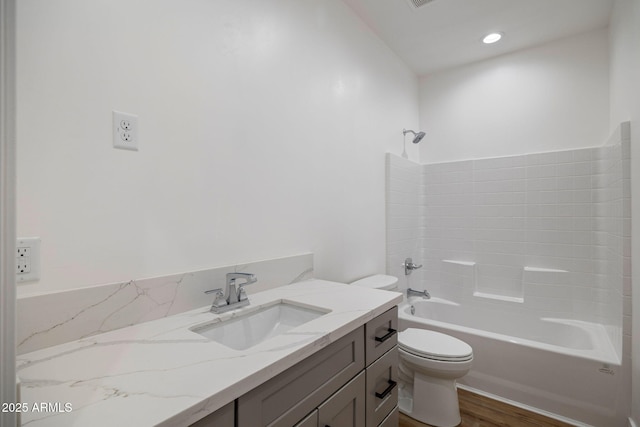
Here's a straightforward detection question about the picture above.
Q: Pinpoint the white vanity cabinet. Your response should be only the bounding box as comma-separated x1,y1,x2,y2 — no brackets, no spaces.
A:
193,307,399,427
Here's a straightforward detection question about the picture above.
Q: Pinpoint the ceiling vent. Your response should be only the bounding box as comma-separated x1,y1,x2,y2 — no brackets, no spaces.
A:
406,0,437,9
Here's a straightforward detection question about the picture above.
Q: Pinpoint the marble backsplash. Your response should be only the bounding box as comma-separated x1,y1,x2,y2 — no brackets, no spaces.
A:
17,253,314,354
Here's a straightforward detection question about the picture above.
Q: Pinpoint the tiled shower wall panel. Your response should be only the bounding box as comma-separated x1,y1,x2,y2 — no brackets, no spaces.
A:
415,123,630,352
421,160,476,299
386,154,423,293
593,122,631,360
421,148,601,319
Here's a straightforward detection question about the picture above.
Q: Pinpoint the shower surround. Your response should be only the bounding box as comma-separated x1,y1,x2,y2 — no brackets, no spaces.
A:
386,122,631,425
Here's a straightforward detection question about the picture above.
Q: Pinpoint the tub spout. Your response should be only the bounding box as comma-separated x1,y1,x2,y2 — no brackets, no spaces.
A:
407,288,430,299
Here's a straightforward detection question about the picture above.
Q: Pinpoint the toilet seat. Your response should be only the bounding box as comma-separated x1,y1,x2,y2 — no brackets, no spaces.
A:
399,328,473,362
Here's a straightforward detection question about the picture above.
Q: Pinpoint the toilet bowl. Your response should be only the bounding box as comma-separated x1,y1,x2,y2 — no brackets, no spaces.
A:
350,274,473,427
398,328,472,427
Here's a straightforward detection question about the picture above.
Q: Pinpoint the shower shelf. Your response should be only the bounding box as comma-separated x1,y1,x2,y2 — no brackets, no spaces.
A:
442,260,476,266
523,267,568,273
473,292,524,304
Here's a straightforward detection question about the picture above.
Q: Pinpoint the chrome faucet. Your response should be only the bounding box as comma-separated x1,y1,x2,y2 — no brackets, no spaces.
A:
225,272,256,305
205,272,257,313
407,287,430,299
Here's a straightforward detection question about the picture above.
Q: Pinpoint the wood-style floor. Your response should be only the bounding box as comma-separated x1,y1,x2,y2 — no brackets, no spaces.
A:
399,388,576,427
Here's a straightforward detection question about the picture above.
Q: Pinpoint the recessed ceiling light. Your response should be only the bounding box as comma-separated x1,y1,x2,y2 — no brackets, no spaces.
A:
482,32,503,44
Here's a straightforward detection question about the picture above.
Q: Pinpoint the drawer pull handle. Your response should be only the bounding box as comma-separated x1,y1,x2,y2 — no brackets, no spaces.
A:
375,379,397,400
374,328,397,343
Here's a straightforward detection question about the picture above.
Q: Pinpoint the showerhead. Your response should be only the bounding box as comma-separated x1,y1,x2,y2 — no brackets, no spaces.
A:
413,131,426,144
403,128,426,144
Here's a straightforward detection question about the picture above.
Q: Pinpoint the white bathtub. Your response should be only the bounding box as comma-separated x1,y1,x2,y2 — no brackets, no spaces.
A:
398,298,626,427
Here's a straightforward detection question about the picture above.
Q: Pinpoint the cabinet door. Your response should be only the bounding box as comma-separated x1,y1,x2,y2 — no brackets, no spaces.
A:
365,347,398,427
238,327,365,427
378,406,398,427
318,372,365,427
189,401,234,427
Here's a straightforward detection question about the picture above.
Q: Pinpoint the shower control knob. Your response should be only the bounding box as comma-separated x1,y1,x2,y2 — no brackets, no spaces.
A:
403,257,423,275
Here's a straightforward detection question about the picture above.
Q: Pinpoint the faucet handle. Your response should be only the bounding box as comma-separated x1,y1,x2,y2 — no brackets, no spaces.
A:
403,258,423,276
236,275,256,302
238,286,249,302
205,288,227,309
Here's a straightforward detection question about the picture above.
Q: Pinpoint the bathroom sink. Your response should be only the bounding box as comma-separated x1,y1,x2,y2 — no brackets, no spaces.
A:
191,301,329,350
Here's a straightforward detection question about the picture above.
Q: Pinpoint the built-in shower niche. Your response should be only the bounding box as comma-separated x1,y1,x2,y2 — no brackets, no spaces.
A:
474,264,524,303
439,260,575,309
440,261,570,307
440,259,525,303
521,266,570,313
440,260,476,301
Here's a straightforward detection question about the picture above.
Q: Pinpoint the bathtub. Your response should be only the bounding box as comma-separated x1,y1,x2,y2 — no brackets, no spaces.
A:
398,298,625,427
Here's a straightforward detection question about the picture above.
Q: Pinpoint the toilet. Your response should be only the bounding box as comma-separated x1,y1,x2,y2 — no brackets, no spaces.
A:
350,274,473,427
397,329,473,427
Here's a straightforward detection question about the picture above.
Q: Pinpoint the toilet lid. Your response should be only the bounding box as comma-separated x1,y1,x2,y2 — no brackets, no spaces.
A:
350,274,398,290
399,328,473,361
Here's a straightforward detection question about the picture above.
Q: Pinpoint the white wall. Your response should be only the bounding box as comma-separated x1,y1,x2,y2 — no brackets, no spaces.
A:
16,0,419,294
609,0,640,423
418,28,610,164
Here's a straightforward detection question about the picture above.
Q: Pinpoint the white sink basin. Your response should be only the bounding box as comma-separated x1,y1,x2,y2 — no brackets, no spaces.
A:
191,301,329,350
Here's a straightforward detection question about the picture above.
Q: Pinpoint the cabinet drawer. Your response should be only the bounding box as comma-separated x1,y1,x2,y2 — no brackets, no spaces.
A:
365,347,398,427
365,307,398,366
378,406,399,427
318,371,365,427
238,327,365,427
189,401,234,427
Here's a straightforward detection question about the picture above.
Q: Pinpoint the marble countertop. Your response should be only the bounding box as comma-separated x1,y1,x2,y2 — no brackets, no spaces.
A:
17,279,402,426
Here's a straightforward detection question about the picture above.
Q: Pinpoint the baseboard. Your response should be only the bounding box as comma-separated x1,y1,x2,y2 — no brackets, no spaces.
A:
456,384,591,427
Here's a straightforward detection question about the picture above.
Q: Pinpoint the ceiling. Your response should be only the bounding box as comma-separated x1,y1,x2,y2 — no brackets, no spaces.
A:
342,0,615,76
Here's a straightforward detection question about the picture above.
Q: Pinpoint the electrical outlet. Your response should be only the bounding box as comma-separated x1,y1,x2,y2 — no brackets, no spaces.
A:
17,260,30,274
16,237,41,283
113,111,139,151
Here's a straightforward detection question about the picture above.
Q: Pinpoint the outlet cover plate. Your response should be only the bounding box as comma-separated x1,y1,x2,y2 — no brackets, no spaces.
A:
113,110,139,151
16,237,41,283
